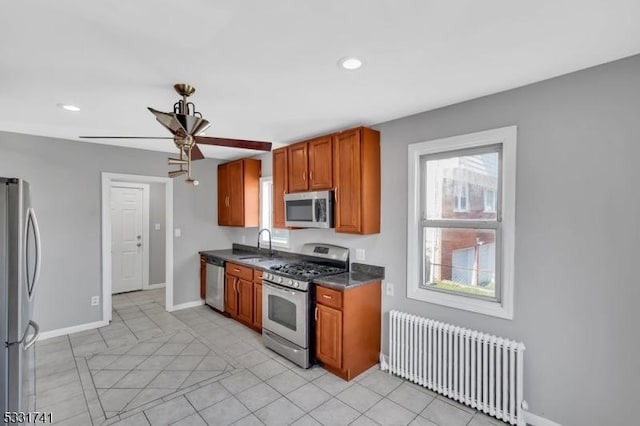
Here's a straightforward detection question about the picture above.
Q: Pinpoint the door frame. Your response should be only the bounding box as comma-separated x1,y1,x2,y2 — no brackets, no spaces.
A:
110,182,150,292
101,173,174,322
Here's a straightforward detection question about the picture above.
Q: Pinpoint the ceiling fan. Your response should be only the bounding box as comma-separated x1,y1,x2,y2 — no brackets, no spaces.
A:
81,84,272,186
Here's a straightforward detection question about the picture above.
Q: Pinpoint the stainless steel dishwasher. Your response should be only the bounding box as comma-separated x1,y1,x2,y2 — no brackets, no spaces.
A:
204,256,225,312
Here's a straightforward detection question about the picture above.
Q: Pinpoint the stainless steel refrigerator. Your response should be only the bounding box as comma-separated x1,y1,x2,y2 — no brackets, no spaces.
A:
1,178,41,414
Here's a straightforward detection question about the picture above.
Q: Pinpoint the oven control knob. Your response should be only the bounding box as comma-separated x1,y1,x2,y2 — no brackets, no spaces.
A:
293,282,299,288
288,280,293,286
278,276,283,283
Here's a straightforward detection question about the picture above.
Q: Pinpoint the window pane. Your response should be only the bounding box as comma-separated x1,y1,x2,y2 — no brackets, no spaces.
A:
259,177,290,247
423,227,496,299
424,151,499,221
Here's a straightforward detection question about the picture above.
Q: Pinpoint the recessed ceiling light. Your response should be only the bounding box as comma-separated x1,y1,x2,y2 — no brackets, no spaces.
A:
338,57,363,70
57,103,81,112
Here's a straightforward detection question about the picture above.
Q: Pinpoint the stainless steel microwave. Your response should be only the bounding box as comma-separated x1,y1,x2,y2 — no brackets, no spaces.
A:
284,190,334,228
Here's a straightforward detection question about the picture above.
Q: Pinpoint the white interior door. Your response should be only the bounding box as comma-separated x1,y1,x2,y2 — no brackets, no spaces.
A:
111,186,144,294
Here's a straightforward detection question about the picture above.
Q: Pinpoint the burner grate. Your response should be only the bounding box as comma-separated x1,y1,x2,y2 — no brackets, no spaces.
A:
270,262,345,278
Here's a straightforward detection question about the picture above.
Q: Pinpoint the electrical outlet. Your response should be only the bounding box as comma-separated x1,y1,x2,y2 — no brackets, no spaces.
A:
355,248,365,261
174,228,181,237
385,282,394,297
241,235,246,244
91,296,100,306
154,223,161,230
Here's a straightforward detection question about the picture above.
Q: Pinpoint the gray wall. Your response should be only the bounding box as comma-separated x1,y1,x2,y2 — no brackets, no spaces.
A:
0,133,232,331
227,55,640,425
149,183,166,285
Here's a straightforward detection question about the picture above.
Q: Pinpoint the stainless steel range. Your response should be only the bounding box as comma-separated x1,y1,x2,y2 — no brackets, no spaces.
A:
262,243,349,368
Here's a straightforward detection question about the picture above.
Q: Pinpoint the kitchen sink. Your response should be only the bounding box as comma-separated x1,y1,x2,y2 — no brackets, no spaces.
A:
237,255,273,262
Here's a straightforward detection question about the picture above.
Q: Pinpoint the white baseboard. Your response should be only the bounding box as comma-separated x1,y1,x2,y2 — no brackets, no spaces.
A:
145,282,166,290
169,300,205,312
523,411,563,426
39,320,109,341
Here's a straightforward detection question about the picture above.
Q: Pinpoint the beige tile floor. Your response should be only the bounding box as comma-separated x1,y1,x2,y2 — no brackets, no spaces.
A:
35,288,509,426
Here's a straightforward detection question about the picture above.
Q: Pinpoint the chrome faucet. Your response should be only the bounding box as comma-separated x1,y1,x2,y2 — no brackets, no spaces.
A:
257,228,273,256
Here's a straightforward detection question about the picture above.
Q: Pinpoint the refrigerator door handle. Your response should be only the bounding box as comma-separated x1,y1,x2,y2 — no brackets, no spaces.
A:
23,320,40,350
26,207,42,300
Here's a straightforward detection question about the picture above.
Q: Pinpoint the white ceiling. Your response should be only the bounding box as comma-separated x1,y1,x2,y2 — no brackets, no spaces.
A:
2,1,639,160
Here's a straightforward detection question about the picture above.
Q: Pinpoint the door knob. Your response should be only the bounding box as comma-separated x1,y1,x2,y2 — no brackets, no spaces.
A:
137,235,141,239
137,243,142,247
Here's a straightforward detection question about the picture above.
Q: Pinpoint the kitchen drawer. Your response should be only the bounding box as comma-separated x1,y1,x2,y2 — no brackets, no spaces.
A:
226,262,254,281
253,269,264,282
316,285,343,310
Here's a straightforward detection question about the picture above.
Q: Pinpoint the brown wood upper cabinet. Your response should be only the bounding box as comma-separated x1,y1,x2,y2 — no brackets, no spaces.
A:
287,135,333,193
218,158,261,227
333,127,380,234
272,147,288,229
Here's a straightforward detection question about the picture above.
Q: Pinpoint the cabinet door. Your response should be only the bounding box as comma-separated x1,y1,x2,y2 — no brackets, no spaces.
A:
316,304,343,369
236,279,253,326
218,163,230,225
333,129,362,233
228,160,245,226
253,282,262,329
288,143,308,192
308,136,333,190
272,148,288,228
225,274,238,317
200,256,206,299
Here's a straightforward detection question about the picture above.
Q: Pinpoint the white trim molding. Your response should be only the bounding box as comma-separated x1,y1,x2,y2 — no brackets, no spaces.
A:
170,300,205,312
39,320,109,341
406,126,517,320
101,173,174,322
523,411,564,426
146,282,166,290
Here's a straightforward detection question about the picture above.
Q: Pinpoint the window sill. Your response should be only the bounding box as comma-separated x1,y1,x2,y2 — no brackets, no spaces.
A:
407,285,513,320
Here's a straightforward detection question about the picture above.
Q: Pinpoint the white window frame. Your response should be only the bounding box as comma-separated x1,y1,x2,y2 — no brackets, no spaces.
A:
259,177,290,248
407,126,517,319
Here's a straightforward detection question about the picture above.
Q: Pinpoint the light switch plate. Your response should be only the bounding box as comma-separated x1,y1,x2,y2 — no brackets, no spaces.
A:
385,282,394,297
154,223,161,230
174,228,181,237
356,248,365,261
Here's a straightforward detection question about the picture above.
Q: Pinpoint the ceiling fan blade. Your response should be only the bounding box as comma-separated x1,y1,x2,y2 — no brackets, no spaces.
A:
191,144,205,160
79,136,174,139
194,136,272,151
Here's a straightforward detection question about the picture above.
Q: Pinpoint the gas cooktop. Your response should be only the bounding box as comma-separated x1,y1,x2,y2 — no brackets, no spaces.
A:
269,262,345,279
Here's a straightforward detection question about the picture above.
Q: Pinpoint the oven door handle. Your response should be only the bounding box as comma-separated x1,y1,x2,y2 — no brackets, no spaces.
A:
263,281,301,297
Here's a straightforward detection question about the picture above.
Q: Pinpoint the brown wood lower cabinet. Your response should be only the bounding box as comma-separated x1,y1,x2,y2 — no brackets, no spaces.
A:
200,255,206,299
224,262,263,332
253,269,263,330
315,281,381,381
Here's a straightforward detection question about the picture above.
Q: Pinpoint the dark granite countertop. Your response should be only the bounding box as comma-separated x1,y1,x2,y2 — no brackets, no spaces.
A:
199,244,298,271
313,262,385,290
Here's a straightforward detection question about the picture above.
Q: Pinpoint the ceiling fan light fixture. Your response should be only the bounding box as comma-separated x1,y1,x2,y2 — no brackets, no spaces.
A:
186,178,199,186
338,57,363,70
57,103,81,112
168,170,187,178
168,158,188,165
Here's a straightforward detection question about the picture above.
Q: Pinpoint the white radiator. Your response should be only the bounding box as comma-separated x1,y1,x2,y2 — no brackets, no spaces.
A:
385,310,526,426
